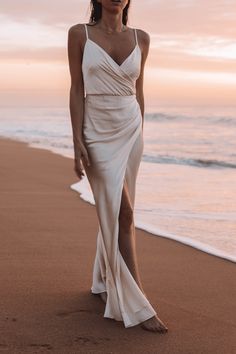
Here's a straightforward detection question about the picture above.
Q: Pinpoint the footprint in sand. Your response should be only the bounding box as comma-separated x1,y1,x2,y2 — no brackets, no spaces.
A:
74,336,110,345
56,308,102,317
4,317,17,322
28,343,53,350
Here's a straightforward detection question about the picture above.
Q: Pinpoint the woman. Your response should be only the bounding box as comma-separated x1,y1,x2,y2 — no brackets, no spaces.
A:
67,0,168,333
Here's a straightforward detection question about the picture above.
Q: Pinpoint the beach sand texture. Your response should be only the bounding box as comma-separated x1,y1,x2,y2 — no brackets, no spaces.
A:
0,137,236,354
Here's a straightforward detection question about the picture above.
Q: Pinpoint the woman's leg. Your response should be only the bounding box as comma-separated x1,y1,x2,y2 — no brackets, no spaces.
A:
98,180,143,304
118,181,145,293
118,181,168,333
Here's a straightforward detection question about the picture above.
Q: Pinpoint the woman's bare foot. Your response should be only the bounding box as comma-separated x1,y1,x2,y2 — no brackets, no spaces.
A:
99,292,107,304
140,315,168,333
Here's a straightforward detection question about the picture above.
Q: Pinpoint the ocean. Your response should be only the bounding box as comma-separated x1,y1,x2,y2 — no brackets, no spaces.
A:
0,104,235,262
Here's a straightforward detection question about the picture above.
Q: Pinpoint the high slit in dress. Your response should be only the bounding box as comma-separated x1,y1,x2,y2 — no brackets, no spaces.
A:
81,23,157,328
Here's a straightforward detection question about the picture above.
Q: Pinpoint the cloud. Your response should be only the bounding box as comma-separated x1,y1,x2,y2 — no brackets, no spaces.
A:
0,0,90,26
0,15,65,50
135,0,236,38
149,49,236,74
0,47,66,63
151,34,236,60
0,0,235,39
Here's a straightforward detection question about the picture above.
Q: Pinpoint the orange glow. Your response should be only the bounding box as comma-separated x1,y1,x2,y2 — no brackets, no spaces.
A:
0,0,235,108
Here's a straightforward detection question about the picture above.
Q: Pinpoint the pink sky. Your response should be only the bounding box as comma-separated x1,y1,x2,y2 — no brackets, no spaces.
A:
0,0,236,109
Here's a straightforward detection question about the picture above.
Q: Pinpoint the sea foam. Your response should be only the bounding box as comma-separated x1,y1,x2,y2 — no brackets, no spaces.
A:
70,177,236,264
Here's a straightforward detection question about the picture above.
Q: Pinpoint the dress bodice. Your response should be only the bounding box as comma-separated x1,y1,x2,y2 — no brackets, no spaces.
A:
82,24,141,96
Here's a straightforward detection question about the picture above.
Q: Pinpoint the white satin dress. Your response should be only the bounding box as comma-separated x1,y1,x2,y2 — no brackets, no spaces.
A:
81,23,157,328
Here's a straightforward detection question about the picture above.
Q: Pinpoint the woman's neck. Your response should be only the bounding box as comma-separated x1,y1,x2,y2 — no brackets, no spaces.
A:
97,12,124,33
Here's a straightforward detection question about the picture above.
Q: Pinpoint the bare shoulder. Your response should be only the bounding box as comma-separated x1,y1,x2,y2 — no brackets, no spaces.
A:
68,22,96,34
68,23,87,46
136,28,150,48
68,23,85,34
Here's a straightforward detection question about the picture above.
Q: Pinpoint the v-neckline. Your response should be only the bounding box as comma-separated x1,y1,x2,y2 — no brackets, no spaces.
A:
86,38,140,68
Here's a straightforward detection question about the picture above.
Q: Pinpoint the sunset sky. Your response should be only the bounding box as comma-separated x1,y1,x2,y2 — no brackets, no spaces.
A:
0,0,236,110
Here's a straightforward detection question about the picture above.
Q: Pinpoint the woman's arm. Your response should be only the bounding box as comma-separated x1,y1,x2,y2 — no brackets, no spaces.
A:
67,24,90,178
135,30,150,130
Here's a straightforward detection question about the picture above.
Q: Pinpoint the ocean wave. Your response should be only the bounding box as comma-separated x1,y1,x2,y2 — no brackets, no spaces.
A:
145,112,186,122
142,154,236,169
213,117,236,124
145,112,236,125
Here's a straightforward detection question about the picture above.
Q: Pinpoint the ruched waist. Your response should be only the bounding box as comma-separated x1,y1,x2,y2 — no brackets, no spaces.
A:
83,93,142,139
84,94,138,111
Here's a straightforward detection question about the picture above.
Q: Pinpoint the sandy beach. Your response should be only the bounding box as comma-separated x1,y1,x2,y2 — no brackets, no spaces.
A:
0,136,236,354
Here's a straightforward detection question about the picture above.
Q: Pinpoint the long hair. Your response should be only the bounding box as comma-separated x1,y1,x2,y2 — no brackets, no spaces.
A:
89,0,131,25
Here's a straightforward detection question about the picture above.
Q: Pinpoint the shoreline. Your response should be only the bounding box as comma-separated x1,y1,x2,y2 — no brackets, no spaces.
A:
71,179,236,264
1,136,236,353
71,178,236,264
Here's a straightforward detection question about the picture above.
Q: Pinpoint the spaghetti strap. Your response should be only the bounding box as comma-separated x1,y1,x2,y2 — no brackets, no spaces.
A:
84,23,88,40
134,28,138,45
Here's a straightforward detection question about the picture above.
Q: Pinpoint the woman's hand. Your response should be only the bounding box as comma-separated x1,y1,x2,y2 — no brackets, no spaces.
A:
74,139,90,179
